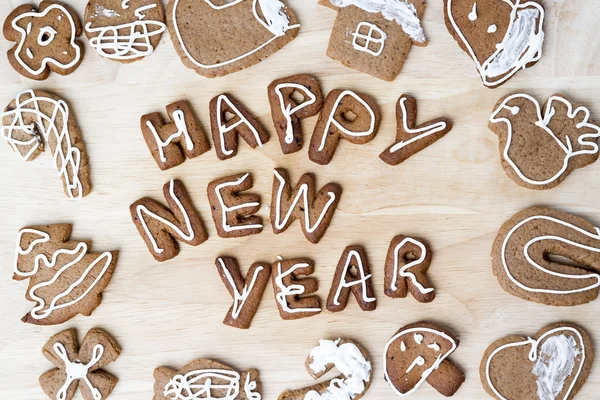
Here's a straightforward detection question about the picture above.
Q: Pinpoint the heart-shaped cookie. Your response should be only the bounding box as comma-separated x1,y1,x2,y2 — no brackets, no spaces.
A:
481,323,593,400
443,0,545,88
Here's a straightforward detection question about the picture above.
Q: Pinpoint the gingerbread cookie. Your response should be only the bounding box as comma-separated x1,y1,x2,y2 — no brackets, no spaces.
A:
268,74,324,154
141,100,210,171
271,168,342,244
481,322,593,400
384,235,435,303
321,0,428,81
210,94,269,160
40,328,120,400
130,179,208,262
155,360,261,400
326,245,376,312
84,0,166,62
166,0,300,78
2,89,91,200
489,93,600,190
279,338,372,400
4,1,83,80
309,89,381,165
216,257,272,329
491,206,600,307
380,95,453,166
208,173,263,238
13,224,118,325
444,0,545,88
272,257,321,320
384,322,464,397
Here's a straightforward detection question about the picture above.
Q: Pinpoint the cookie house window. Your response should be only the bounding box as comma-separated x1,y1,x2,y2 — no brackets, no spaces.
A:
352,22,386,57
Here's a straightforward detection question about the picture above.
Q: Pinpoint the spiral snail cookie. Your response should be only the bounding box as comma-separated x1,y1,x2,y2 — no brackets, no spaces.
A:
489,93,600,190
443,0,545,88
491,206,600,306
309,89,381,165
84,0,166,63
2,89,92,200
384,322,464,397
272,257,321,320
480,322,593,400
3,0,83,80
319,0,428,82
267,74,324,154
40,328,121,400
278,338,372,400
141,100,210,171
13,224,118,325
166,0,299,78
154,359,261,400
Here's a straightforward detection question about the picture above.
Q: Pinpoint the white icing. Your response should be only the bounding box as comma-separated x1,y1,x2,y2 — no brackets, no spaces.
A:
92,5,121,18
54,342,104,400
488,24,497,33
383,327,457,397
171,0,300,69
273,169,337,234
26,48,34,59
122,0,130,9
447,0,545,87
330,0,425,43
352,21,387,56
304,339,371,400
389,96,448,153
414,333,423,344
405,356,425,373
11,4,81,76
332,250,376,306
217,258,265,319
468,2,477,21
136,179,195,255
274,83,318,145
428,342,441,352
500,214,600,295
485,327,585,400
1,90,84,200
400,341,406,352
215,173,262,233
164,369,261,400
490,94,600,186
390,237,434,294
216,95,263,156
13,228,114,321
274,260,321,314
37,26,57,46
318,90,376,152
146,110,193,163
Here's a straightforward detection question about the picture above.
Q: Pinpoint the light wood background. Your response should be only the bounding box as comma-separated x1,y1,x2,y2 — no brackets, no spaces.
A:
1,0,599,399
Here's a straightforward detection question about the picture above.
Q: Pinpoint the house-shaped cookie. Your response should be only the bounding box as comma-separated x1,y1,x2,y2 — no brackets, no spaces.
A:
320,0,428,81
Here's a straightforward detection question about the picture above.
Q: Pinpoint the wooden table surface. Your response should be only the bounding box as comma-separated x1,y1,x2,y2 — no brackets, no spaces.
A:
1,0,599,399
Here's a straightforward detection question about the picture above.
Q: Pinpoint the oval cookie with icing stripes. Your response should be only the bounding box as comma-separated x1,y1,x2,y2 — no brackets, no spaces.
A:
491,206,600,307
480,322,593,400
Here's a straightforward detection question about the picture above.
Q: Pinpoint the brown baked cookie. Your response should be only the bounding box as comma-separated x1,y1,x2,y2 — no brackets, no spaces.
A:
380,94,453,166
272,257,321,320
2,89,92,200
210,93,270,160
384,235,435,303
166,0,299,78
326,245,376,312
279,338,372,400
491,206,600,307
154,359,261,400
320,0,427,81
40,328,120,400
267,74,324,154
216,256,272,329
489,93,600,190
481,322,593,400
207,172,263,238
141,100,210,171
309,89,381,165
443,0,545,88
271,168,342,244
84,0,166,63
13,224,118,325
130,179,208,262
384,322,464,397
